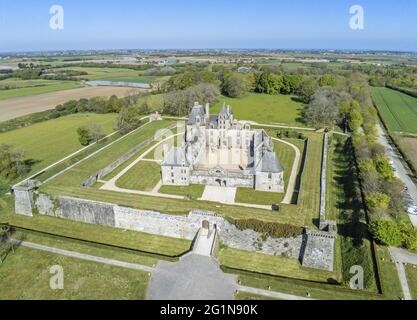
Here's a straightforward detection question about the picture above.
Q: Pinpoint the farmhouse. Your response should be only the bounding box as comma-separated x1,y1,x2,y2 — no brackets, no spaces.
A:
161,102,285,192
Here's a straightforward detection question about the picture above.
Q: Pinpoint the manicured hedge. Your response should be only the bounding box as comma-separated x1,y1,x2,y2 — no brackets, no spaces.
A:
234,219,303,239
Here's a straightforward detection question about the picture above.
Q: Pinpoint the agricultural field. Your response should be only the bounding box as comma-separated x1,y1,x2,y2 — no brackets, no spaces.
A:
211,93,305,126
0,246,150,300
0,86,143,122
0,79,81,100
54,66,169,85
0,113,118,180
372,87,417,134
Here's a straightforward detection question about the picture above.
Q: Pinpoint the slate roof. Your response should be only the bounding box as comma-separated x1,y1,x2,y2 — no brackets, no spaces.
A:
162,147,189,167
188,105,206,125
259,150,284,173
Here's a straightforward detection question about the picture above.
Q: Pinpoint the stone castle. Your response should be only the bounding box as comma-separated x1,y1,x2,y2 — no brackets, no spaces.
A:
161,102,285,193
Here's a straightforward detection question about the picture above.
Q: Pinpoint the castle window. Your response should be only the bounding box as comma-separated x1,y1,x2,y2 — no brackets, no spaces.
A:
268,173,272,179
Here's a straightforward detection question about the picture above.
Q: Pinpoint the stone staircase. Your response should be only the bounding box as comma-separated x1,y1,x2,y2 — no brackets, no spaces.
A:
192,227,217,257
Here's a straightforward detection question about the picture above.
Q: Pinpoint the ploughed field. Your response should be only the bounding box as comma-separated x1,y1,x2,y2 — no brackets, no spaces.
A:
0,86,143,122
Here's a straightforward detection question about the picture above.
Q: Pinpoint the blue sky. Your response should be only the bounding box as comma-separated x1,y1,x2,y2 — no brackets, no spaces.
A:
0,0,416,52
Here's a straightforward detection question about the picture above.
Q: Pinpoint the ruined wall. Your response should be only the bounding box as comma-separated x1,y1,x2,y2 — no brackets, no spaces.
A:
219,222,303,259
301,230,336,272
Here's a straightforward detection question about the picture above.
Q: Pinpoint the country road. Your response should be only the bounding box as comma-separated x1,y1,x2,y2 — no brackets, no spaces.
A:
377,124,417,227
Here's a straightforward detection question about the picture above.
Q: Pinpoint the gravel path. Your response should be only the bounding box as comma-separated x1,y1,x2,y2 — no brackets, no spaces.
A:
389,247,417,300
272,137,301,205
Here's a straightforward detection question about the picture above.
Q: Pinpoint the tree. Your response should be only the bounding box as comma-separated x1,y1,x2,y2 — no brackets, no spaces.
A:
370,220,402,247
77,124,104,146
348,100,363,132
0,144,28,181
77,126,92,146
296,77,318,103
319,74,337,87
254,72,282,94
117,106,143,134
163,83,219,116
374,155,395,181
222,73,250,98
382,178,407,219
367,192,390,212
305,87,342,128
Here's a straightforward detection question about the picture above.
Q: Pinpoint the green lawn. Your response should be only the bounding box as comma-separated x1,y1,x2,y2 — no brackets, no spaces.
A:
0,246,150,300
0,113,118,180
116,161,161,192
42,120,174,188
405,264,417,300
217,247,334,282
211,93,304,126
375,246,404,300
13,230,158,266
159,184,205,200
235,292,278,300
235,272,382,300
0,81,81,100
372,87,417,134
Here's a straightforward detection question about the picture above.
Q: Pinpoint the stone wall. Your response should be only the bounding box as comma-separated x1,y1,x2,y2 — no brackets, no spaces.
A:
17,191,335,271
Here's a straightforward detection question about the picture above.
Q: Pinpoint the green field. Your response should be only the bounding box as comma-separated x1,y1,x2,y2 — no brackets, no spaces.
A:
372,87,417,134
211,93,304,126
0,246,150,300
406,265,417,300
159,184,205,199
218,247,333,282
0,113,118,179
116,161,161,192
56,67,168,84
0,80,81,100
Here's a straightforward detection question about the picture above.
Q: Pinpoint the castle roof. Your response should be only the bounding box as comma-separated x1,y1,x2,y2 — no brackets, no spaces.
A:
258,150,284,173
219,104,233,118
188,104,206,125
162,147,189,167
